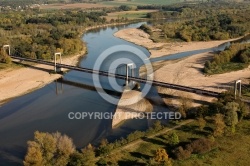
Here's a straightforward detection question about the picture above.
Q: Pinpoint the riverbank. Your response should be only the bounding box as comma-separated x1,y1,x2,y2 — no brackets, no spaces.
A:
82,21,141,33
0,21,135,105
114,28,240,59
0,48,86,105
114,28,250,106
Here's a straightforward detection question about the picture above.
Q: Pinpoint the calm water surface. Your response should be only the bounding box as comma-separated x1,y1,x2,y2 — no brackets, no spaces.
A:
0,22,150,165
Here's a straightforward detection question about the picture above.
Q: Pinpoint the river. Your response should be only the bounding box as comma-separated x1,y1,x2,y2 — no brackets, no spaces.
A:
0,22,152,165
0,21,247,165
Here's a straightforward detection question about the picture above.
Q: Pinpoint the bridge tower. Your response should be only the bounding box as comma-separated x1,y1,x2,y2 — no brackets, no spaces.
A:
125,63,135,90
234,79,242,99
54,52,62,72
2,45,10,55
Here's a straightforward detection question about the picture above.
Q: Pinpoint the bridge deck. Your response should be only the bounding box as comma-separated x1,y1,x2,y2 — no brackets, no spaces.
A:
10,55,220,98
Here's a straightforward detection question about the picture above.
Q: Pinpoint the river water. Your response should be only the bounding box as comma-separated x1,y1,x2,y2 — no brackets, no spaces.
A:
0,22,152,165
0,21,246,165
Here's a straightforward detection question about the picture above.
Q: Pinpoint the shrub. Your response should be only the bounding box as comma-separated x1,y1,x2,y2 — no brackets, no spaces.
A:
188,138,215,154
172,146,192,160
139,24,152,34
169,132,179,146
197,117,206,130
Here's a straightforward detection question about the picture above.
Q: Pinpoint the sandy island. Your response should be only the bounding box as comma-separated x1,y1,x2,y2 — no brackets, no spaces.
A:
114,28,250,107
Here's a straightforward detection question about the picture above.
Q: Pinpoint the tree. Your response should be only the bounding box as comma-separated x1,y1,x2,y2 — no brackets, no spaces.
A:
213,114,226,137
153,120,163,131
119,5,132,11
97,139,111,156
172,146,191,160
68,152,85,166
240,53,249,63
153,148,172,166
238,101,249,121
178,94,193,119
81,144,96,166
23,131,75,166
224,102,239,127
169,132,179,146
197,117,206,131
68,144,96,166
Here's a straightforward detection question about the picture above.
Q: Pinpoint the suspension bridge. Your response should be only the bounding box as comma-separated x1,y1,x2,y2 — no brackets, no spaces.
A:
8,54,220,98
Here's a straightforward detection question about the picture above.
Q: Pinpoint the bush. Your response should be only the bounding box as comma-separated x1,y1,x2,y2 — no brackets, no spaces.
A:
188,138,215,154
172,146,192,160
119,5,132,11
139,24,152,34
173,138,216,160
2,56,12,64
169,132,179,146
126,131,145,142
240,54,249,63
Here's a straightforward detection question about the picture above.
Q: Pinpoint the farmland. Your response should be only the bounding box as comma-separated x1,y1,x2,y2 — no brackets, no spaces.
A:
39,3,112,10
104,10,158,21
100,0,184,6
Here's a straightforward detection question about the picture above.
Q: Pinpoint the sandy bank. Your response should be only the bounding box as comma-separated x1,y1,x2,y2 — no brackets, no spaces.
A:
114,28,250,106
112,90,152,128
0,50,85,105
114,28,238,59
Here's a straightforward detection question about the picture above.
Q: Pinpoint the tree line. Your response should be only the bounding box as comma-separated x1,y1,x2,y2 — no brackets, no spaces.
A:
141,2,250,42
0,9,110,66
204,43,250,74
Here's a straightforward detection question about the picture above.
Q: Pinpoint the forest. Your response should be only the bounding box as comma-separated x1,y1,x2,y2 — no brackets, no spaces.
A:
204,43,250,74
142,2,250,42
0,9,108,65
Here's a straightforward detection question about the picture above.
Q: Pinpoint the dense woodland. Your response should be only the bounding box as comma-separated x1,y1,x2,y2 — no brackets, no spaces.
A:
0,10,109,64
142,3,250,42
204,43,250,74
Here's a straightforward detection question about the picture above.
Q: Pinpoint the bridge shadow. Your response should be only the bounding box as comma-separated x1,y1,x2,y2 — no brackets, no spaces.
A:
57,78,121,97
12,61,54,73
201,81,235,90
158,92,212,106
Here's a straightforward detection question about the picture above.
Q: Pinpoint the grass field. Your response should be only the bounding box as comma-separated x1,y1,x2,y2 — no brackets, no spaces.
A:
100,0,184,6
105,10,158,21
39,0,185,10
103,119,250,165
39,3,112,10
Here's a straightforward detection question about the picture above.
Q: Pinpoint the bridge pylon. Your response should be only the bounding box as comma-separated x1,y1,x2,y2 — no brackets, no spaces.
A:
125,63,136,90
54,52,62,72
234,79,242,99
2,45,10,55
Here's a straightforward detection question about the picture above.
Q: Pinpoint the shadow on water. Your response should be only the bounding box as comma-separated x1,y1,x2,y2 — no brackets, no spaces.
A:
0,146,26,166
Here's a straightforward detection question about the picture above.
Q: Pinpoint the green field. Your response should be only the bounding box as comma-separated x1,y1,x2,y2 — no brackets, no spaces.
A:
101,119,250,165
100,0,184,6
105,10,157,20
